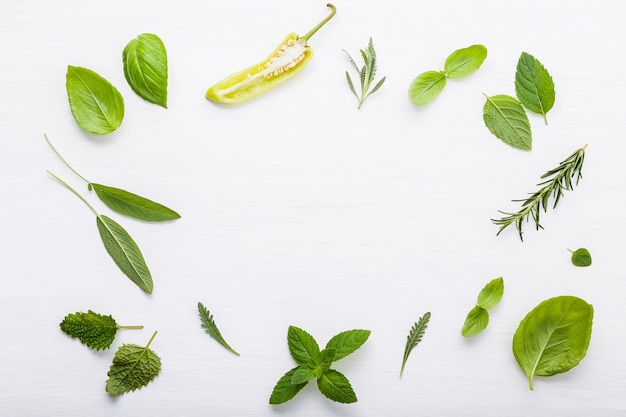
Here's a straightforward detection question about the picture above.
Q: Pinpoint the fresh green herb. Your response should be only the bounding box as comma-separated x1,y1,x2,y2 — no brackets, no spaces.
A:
106,331,161,396
512,296,593,390
198,302,240,356
269,326,370,404
44,134,180,222
123,33,168,108
569,248,592,267
47,170,153,293
343,37,386,109
60,310,143,350
66,65,124,135
409,44,487,105
462,277,504,337
515,52,555,125
400,312,430,377
482,94,532,150
492,145,587,240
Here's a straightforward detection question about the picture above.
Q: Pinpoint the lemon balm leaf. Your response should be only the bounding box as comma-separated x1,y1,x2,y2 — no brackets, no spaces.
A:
106,331,161,396
59,310,143,350
515,52,555,125
483,93,532,150
123,33,168,108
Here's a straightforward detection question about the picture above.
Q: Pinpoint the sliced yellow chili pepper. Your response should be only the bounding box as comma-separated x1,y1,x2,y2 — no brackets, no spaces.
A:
206,3,336,104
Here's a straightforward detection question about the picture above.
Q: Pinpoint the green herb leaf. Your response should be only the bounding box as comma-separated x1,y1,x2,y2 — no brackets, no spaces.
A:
476,277,504,310
408,70,447,105
269,367,307,405
122,33,168,108
60,310,143,350
515,52,555,124
512,296,593,390
96,214,153,294
343,37,386,109
90,183,180,222
461,305,489,337
288,326,320,367
198,302,239,356
316,348,337,373
400,311,431,377
570,248,592,267
483,94,532,150
291,367,320,384
106,331,161,396
66,65,124,135
444,44,488,79
324,329,370,362
317,369,357,404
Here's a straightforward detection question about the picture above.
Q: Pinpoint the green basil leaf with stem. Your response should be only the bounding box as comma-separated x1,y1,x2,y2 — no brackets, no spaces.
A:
123,33,168,108
461,305,489,337
444,44,488,79
476,277,504,310
269,367,307,405
515,52,555,125
66,65,124,135
47,170,153,294
483,93,532,150
512,295,593,390
288,326,320,367
325,329,370,362
569,248,592,267
408,70,447,105
317,369,357,404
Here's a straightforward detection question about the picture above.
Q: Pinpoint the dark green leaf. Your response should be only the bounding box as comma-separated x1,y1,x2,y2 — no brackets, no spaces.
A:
515,52,555,124
476,277,504,310
408,70,447,105
570,248,592,267
287,326,320,367
291,367,319,384
106,331,161,396
444,44,488,78
325,329,370,362
123,33,168,108
90,183,180,222
59,310,118,350
461,306,489,337
198,302,239,355
316,348,336,373
269,367,307,404
483,94,532,150
401,311,430,377
317,370,357,403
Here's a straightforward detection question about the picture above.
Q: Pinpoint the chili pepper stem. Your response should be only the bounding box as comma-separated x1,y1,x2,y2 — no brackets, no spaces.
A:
299,3,336,44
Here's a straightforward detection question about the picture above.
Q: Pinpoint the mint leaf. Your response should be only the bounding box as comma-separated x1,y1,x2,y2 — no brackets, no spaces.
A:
291,367,320,384
269,367,307,405
106,331,161,396
476,277,504,310
90,183,180,222
316,348,336,372
60,310,142,350
325,329,371,361
483,93,532,150
123,33,168,108
288,326,320,367
408,70,447,105
461,305,489,337
198,302,240,356
317,370,357,404
570,248,592,267
515,52,555,125
444,44,488,78
400,311,430,377
66,65,124,135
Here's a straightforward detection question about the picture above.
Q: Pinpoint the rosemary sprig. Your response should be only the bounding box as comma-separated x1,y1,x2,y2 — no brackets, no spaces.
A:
492,145,587,241
344,37,386,109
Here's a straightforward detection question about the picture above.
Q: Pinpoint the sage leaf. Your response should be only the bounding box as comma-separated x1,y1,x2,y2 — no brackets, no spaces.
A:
483,94,532,150
408,70,447,105
476,277,504,310
515,52,555,125
444,44,488,79
317,369,357,404
66,65,124,135
90,183,180,222
512,295,593,390
96,214,153,294
324,329,370,362
461,305,489,337
269,367,307,404
123,33,168,108
570,248,592,267
106,331,161,396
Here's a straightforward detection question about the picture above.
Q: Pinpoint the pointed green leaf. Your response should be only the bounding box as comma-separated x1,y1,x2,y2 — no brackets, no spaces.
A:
291,367,319,384
66,65,124,135
401,311,430,377
123,33,168,108
106,331,161,396
317,370,357,403
325,329,370,362
316,348,336,373
483,94,532,150
96,215,153,294
515,52,555,124
287,326,320,367
444,44,488,78
90,183,180,222
59,310,118,350
198,302,239,355
269,367,307,404
476,277,504,310
462,305,489,337
570,248,592,267
408,70,447,105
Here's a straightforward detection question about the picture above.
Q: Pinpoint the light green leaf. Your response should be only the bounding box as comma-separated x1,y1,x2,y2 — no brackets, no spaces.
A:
483,94,532,150
198,302,239,356
408,70,447,105
513,296,593,390
515,52,555,124
269,367,307,404
291,367,320,384
462,306,489,337
96,215,153,294
106,331,161,396
444,44,488,78
66,65,124,135
401,311,430,377
123,33,168,108
325,329,371,362
287,326,320,367
317,370,357,403
570,248,592,267
477,277,504,310
90,183,180,222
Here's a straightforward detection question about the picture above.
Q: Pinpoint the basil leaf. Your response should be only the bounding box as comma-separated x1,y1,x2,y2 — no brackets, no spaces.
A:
90,183,180,222
512,295,593,390
570,248,592,267
515,52,555,125
66,65,124,135
408,70,447,105
483,94,532,150
477,277,504,310
96,215,153,294
269,367,307,405
123,33,168,108
461,305,489,337
317,370,357,404
287,326,320,367
324,329,370,362
444,44,488,79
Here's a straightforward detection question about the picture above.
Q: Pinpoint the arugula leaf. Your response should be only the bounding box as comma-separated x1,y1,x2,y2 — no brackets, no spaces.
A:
288,326,320,367
515,52,555,124
461,306,489,337
198,302,240,356
476,277,504,310
325,329,370,362
408,70,447,105
123,33,168,108
106,331,161,396
66,65,124,135
400,311,430,377
569,248,592,267
269,367,307,404
512,296,593,390
317,369,357,404
483,94,532,150
60,310,143,350
444,44,488,78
